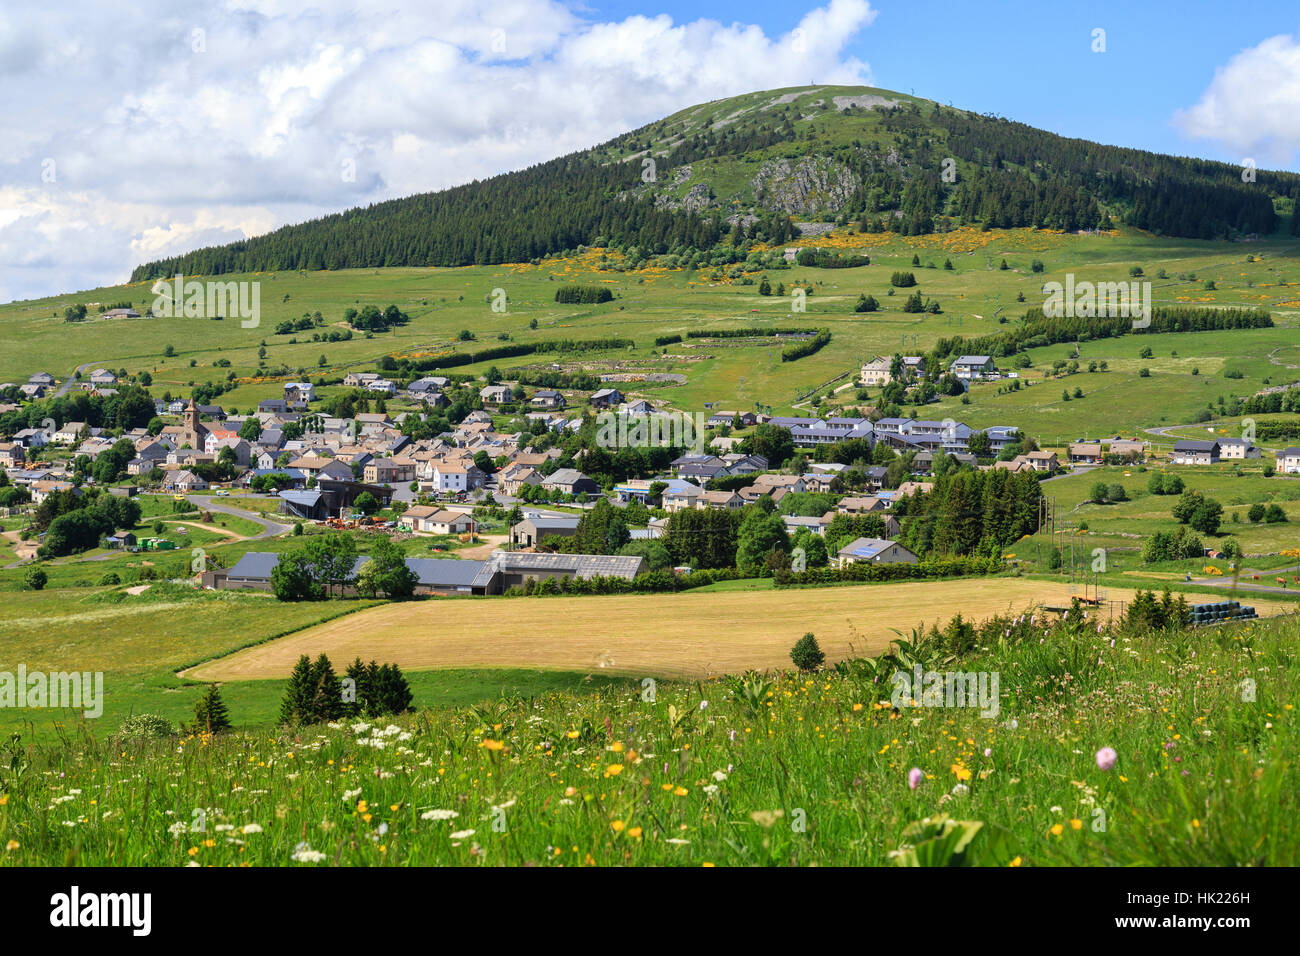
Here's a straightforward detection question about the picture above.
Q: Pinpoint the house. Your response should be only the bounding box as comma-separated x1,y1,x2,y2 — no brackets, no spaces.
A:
662,484,702,513
1171,440,1220,465
343,372,380,387
0,442,25,466
364,458,416,485
283,382,316,404
696,489,743,510
1106,439,1147,460
53,422,86,445
27,372,54,386
398,506,476,536
164,470,208,492
949,355,996,381
589,387,624,409
29,480,76,504
19,383,46,399
1024,451,1060,473
836,537,919,566
498,464,542,496
480,385,512,406
102,308,141,319
104,532,137,549
674,455,728,482
1216,438,1261,460
88,369,117,386
860,356,894,387
720,453,767,476
894,481,933,499
12,428,48,449
1068,442,1104,465
407,377,446,399
997,451,1059,474
540,468,600,497
429,462,470,493
836,496,887,514
531,389,566,410
365,379,396,396
1277,448,1300,475
509,514,581,548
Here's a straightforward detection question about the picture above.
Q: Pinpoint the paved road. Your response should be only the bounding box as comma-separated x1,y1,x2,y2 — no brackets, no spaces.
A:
54,361,101,398
188,495,293,539
1187,562,1300,597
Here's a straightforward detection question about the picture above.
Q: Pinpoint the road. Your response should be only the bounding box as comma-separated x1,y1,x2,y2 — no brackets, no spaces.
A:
187,495,293,539
54,361,102,398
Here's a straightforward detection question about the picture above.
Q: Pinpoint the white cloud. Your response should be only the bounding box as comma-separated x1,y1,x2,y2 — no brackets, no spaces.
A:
1174,34,1300,167
0,0,877,303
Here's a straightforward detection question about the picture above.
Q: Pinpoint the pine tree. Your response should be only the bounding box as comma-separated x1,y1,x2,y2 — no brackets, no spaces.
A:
190,684,231,734
790,633,825,672
279,655,313,724
376,664,414,716
307,654,344,723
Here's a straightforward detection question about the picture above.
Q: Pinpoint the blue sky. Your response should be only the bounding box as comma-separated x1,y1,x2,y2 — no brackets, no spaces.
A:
586,0,1300,165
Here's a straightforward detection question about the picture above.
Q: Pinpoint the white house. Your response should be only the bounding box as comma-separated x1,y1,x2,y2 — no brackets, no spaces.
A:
1278,447,1300,475
949,355,996,381
430,463,469,493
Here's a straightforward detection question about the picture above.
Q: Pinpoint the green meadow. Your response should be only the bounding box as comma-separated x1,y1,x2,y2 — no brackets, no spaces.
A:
2,228,1298,436
2,606,1296,866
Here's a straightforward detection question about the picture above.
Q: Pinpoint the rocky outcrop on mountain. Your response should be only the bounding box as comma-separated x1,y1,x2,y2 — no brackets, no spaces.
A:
751,156,859,216
653,181,713,212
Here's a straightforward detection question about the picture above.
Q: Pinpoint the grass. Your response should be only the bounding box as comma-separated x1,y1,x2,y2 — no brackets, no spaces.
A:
3,227,1299,436
0,585,378,739
2,607,1295,866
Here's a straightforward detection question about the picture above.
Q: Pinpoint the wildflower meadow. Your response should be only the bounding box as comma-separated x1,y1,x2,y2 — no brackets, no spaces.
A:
2,604,1294,866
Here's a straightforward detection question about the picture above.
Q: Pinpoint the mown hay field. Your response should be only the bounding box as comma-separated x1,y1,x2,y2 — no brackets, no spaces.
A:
185,578,1295,681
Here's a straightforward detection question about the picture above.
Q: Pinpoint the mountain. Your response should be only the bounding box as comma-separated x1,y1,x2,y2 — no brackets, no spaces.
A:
131,85,1300,281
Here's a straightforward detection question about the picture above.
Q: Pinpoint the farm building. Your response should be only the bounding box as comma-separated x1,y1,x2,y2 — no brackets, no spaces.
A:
836,538,918,567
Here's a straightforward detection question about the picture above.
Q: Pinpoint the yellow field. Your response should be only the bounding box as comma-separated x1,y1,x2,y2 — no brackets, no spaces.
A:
184,579,1296,681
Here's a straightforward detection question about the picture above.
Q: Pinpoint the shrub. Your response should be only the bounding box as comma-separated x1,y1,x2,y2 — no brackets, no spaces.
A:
98,571,122,586
1248,503,1266,523
790,632,825,672
1265,504,1288,523
24,567,47,591
116,713,174,742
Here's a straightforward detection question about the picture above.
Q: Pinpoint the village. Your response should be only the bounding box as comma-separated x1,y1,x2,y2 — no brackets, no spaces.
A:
6,349,1294,604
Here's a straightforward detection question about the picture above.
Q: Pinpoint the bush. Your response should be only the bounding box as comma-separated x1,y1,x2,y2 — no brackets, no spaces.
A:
1265,504,1288,523
24,567,47,591
98,571,122,586
116,713,174,742
1248,503,1266,523
790,632,825,672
